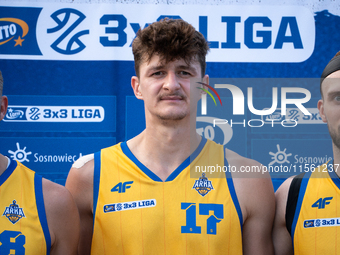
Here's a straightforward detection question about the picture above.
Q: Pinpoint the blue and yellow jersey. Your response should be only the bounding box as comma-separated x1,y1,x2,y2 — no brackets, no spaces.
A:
0,159,51,254
291,163,340,254
91,138,243,255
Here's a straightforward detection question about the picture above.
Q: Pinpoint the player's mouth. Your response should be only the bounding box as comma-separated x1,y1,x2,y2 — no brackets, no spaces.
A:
160,95,183,101
158,93,186,102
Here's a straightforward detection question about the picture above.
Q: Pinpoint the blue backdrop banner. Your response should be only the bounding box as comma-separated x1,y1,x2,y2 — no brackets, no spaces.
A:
1,0,340,189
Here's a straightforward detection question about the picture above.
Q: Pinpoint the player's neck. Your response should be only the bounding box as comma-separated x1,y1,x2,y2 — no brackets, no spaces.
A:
332,144,340,178
127,121,201,181
0,153,8,176
144,112,200,152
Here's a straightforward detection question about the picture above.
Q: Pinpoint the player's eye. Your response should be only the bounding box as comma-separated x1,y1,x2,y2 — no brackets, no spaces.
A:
152,71,164,76
179,71,191,76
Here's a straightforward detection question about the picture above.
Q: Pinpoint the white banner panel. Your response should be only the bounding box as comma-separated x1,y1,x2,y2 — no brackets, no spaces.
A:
0,3,315,62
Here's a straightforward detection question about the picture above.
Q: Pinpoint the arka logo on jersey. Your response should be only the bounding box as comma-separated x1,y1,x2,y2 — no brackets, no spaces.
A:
192,173,214,197
2,200,25,224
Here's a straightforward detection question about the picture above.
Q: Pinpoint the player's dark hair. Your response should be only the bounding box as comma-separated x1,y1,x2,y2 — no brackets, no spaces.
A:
132,18,209,78
320,50,340,97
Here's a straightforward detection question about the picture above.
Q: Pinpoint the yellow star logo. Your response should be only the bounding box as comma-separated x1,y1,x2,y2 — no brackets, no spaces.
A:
14,36,24,47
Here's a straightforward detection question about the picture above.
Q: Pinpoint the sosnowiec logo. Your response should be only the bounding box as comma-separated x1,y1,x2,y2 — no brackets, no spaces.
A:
8,142,32,163
0,7,42,55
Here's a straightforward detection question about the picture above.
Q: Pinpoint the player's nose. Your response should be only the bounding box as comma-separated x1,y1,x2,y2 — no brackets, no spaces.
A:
163,71,180,91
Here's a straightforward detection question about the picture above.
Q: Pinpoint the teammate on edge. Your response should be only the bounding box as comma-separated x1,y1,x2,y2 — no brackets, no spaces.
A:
0,71,80,254
66,18,275,255
273,51,340,254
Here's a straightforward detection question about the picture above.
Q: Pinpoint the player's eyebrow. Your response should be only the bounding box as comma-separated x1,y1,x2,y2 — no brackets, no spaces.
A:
145,64,198,76
327,90,340,100
147,65,165,73
177,65,198,76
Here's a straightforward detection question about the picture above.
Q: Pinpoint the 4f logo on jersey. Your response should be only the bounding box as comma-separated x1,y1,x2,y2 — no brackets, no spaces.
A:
2,200,25,224
312,197,333,209
111,181,133,193
192,173,214,197
47,8,89,55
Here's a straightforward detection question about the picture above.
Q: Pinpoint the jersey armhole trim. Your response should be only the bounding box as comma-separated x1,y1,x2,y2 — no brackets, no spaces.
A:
286,172,305,235
290,171,311,246
328,164,340,190
225,158,243,233
34,173,51,255
93,151,101,226
0,159,17,186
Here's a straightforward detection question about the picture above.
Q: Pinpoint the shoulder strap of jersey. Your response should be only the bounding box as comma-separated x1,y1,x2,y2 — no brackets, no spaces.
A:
34,173,51,254
285,172,305,235
93,151,101,225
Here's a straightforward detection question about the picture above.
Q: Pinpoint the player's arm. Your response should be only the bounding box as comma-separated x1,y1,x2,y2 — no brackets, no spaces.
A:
239,174,275,255
227,150,275,255
273,177,294,255
42,178,80,255
65,156,95,255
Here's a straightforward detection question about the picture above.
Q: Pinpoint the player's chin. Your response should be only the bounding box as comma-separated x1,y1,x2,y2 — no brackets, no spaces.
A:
157,110,188,121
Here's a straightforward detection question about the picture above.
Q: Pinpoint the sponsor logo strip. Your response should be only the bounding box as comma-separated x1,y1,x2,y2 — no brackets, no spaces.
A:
103,199,156,213
304,218,340,228
4,106,104,122
262,108,323,124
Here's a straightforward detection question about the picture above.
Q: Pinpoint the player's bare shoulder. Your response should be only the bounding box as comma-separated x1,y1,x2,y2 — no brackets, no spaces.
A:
225,147,267,178
65,154,95,215
275,176,294,212
65,154,96,255
42,177,80,254
273,176,295,255
71,153,95,175
274,175,295,229
66,154,95,191
225,147,275,225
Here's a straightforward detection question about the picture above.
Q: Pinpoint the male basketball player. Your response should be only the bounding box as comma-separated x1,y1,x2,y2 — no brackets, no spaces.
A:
273,51,340,254
0,71,80,254
66,18,275,255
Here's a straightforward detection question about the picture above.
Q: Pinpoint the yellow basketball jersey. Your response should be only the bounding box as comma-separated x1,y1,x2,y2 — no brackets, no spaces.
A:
0,159,50,254
292,163,340,254
91,138,243,254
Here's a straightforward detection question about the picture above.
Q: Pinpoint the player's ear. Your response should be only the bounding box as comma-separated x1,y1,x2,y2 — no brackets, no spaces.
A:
0,96,8,122
203,75,210,94
131,76,143,100
203,74,209,87
317,99,327,123
198,75,209,95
